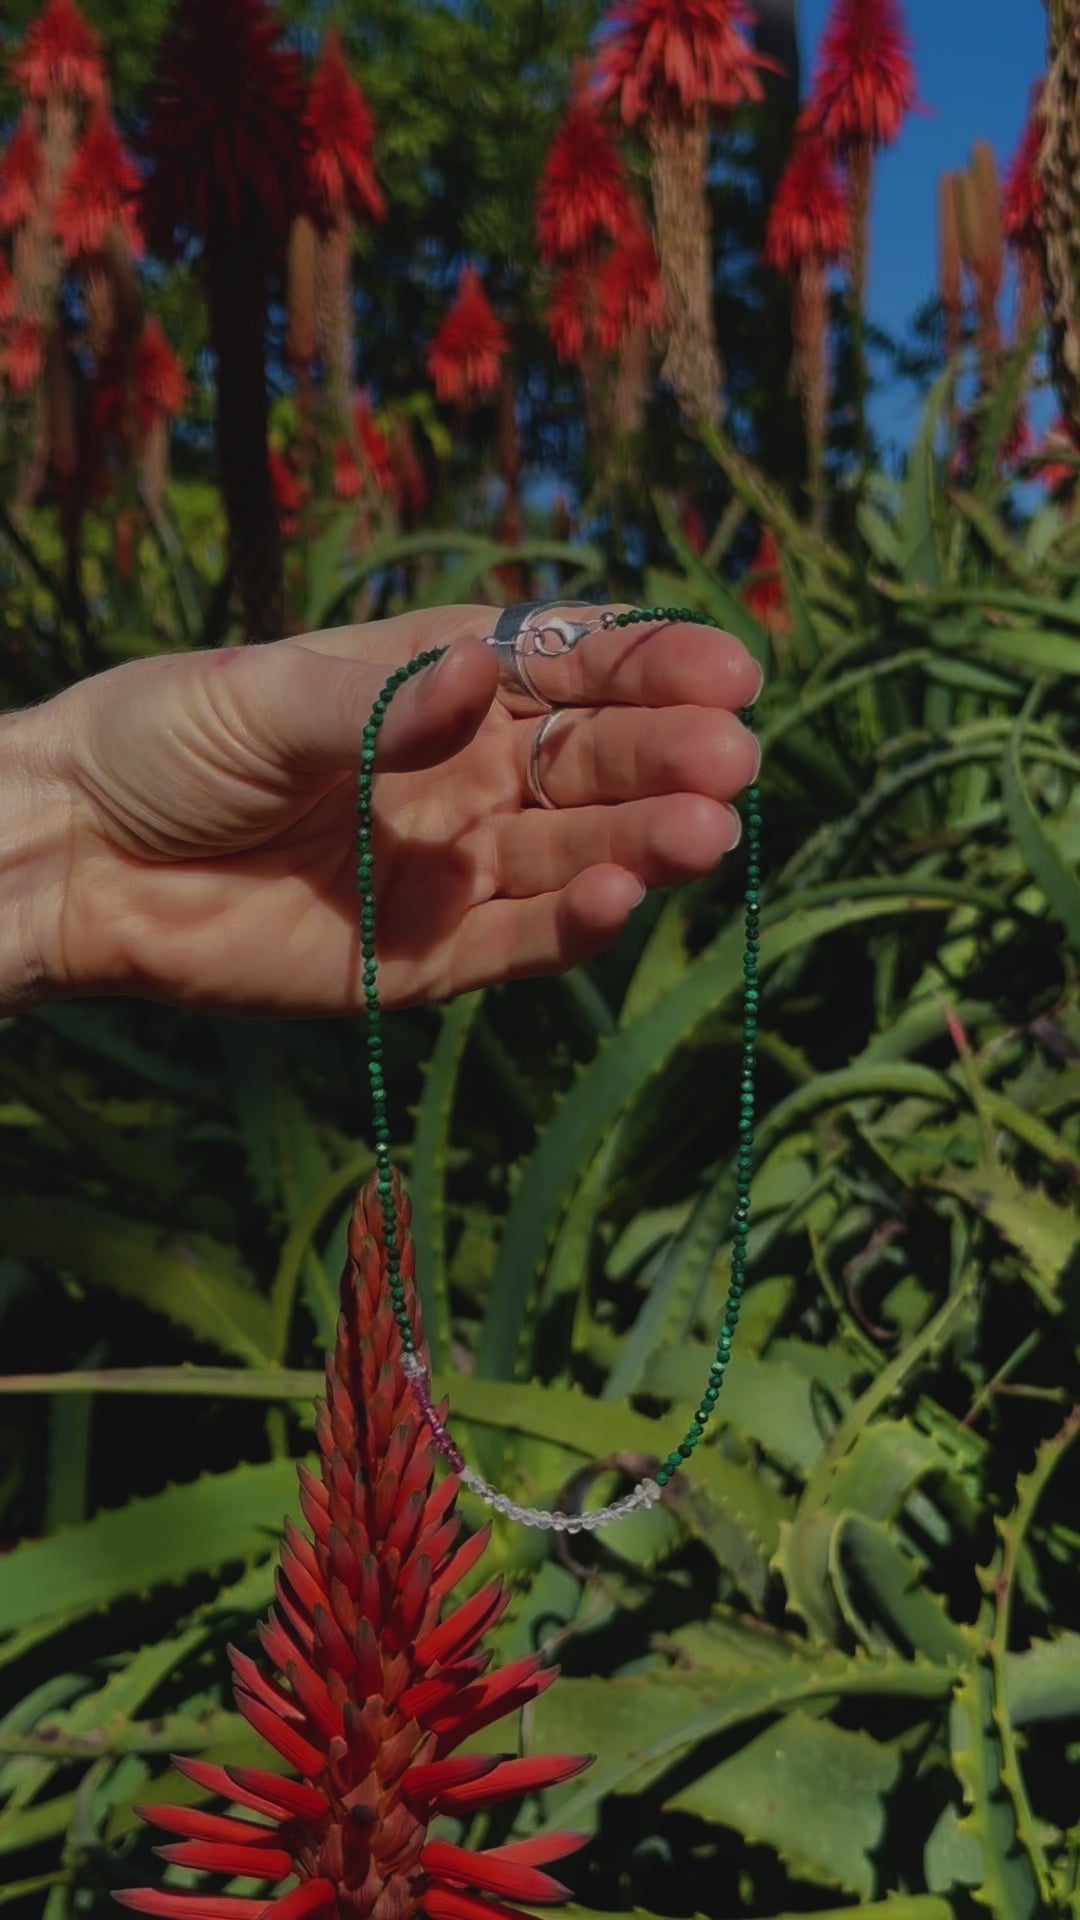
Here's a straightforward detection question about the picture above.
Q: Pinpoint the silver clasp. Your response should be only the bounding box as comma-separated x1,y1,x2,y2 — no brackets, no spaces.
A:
518,610,617,657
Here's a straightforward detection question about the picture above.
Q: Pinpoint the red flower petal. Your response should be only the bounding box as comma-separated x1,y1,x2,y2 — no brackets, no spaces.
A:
271,1886,337,1920
422,1886,535,1920
431,1753,592,1814
223,1767,326,1821
414,1582,509,1669
484,1834,589,1867
114,1897,270,1917
234,1693,326,1778
427,1653,555,1745
156,1841,293,1878
423,1838,570,1903
428,1525,490,1605
229,1646,306,1723
402,1755,503,1799
137,1807,277,1845
169,1757,282,1819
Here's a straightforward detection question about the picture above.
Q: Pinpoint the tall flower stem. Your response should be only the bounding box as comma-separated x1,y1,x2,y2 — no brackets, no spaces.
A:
846,140,872,485
649,110,722,426
206,215,283,642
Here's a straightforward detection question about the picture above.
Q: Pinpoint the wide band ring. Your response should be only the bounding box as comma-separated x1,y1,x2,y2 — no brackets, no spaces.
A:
527,708,568,810
489,599,594,716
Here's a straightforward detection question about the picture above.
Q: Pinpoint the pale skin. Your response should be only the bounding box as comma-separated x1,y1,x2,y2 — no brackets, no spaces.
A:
0,605,762,1017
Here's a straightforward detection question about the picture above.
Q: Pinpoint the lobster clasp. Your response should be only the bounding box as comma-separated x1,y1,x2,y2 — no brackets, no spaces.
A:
524,614,595,657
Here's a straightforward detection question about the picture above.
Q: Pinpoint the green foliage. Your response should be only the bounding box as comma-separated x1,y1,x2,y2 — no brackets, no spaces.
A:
2,379,1080,1920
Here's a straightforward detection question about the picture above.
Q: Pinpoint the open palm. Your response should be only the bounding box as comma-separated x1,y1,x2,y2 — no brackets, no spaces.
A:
42,604,761,1015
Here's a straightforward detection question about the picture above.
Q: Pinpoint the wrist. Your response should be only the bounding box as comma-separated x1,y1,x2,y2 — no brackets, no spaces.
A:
0,704,83,1013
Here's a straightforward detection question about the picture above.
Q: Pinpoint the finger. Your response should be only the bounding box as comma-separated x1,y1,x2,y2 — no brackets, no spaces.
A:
491,793,743,899
515,703,760,808
497,608,764,713
294,604,761,715
223,635,498,777
421,866,648,999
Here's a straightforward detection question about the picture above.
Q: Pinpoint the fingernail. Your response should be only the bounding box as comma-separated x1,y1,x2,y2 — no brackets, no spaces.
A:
746,661,765,706
722,805,743,850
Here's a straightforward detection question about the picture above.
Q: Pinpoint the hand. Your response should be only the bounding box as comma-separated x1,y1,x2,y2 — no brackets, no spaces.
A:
2,606,761,1016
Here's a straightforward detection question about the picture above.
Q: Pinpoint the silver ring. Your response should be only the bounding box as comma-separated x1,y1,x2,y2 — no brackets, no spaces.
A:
486,599,596,716
499,637,553,716
527,709,568,810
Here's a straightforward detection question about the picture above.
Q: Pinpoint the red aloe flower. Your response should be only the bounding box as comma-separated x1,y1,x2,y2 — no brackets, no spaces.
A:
743,528,789,631
142,0,309,642
0,255,14,326
269,446,306,533
141,0,312,246
536,84,633,262
117,1173,589,1919
333,401,394,501
804,0,916,153
11,0,104,104
306,31,385,226
353,396,395,493
595,0,773,128
1,315,45,392
1031,417,1076,497
0,118,44,232
427,266,507,406
333,435,363,501
387,413,428,521
546,261,592,364
596,214,664,352
1003,87,1045,338
765,132,847,520
1004,97,1045,250
134,319,187,429
53,111,143,261
764,131,849,275
1004,98,1044,248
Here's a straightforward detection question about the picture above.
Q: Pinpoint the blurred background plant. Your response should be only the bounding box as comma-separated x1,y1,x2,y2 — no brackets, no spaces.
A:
2,1,1080,1918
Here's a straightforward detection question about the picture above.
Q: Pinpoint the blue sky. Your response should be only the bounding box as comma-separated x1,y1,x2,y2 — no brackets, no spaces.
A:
796,0,1048,443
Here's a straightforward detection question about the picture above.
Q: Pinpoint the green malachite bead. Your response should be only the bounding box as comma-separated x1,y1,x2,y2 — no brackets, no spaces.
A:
356,613,760,1502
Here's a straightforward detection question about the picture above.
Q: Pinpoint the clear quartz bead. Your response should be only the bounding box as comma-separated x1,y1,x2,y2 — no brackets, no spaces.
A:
551,1512,569,1532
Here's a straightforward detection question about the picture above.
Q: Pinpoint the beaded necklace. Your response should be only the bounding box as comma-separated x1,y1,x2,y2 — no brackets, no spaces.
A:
356,606,761,1533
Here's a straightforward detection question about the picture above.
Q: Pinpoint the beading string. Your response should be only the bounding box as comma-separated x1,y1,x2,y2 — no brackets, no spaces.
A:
356,607,761,1532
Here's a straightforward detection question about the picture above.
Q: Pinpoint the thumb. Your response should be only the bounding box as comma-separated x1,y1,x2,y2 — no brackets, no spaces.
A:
251,636,500,776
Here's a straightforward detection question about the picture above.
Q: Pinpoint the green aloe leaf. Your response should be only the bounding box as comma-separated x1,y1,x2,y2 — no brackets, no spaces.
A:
409,993,483,1372
1002,724,1080,951
667,1711,902,1896
0,1460,298,1641
478,892,967,1378
537,1658,951,1828
1,1199,273,1365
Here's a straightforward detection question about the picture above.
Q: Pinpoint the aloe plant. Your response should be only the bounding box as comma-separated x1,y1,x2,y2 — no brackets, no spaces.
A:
1,379,1079,1916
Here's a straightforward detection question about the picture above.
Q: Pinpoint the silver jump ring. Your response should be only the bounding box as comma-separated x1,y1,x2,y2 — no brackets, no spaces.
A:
527,708,568,810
